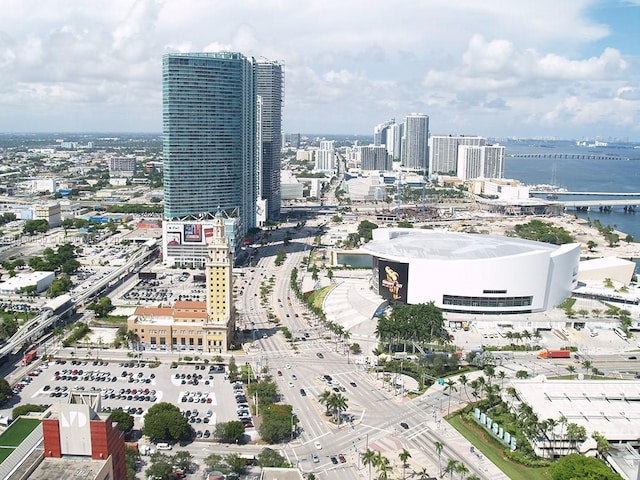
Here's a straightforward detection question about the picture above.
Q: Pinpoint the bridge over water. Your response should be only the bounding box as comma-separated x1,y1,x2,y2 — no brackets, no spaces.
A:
509,153,629,160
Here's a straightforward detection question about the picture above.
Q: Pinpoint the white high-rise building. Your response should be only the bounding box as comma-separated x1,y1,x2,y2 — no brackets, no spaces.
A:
457,144,506,181
483,145,505,179
315,140,336,172
401,114,429,172
429,135,486,177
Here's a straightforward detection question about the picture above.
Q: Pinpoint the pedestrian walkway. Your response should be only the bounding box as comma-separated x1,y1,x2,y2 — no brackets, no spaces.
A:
323,277,385,331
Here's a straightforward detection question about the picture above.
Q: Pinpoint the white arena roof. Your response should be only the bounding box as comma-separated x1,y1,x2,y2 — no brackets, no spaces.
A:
362,229,559,261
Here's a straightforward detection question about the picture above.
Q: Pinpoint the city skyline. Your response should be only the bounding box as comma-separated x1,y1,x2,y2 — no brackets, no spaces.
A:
0,0,639,140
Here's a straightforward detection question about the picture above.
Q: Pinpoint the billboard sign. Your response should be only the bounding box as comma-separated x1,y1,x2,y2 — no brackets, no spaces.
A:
378,258,409,303
184,223,203,243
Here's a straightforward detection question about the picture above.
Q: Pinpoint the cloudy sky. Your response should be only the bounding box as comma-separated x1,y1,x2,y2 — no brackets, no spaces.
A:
0,0,638,140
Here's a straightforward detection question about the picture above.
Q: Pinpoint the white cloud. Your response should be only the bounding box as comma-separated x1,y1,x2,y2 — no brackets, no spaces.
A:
0,0,636,138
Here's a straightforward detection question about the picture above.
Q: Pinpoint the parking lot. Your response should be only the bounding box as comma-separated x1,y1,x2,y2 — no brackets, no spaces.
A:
1,358,256,441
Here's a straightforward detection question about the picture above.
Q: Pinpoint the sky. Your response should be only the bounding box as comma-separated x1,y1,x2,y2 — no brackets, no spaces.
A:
0,0,639,140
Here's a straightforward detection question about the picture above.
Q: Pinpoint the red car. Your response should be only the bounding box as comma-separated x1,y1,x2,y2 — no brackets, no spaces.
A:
338,453,346,463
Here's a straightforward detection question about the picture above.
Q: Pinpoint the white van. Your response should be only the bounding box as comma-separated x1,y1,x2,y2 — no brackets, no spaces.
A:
156,443,172,450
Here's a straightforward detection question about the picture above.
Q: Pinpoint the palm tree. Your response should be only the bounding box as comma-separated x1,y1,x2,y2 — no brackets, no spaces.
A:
328,392,348,423
362,449,376,480
582,359,592,377
374,451,391,479
413,467,432,480
566,365,577,378
398,448,411,480
483,365,495,386
458,374,470,402
456,462,469,480
444,379,457,416
498,370,506,390
434,441,444,478
318,390,332,415
444,459,459,480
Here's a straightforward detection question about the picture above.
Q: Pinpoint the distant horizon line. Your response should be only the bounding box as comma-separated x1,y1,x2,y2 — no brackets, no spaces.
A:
0,131,638,143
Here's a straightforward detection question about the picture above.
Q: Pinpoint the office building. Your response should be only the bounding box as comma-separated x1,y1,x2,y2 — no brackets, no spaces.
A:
255,60,284,221
107,156,137,178
359,145,392,171
401,114,429,172
162,52,257,234
315,141,336,172
429,135,486,176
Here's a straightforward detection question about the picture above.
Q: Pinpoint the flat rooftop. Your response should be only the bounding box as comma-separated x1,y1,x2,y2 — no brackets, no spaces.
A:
27,457,108,480
512,378,640,441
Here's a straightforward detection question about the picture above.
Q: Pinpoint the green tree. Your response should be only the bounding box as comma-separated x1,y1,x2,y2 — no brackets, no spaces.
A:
0,377,12,403
549,453,623,480
23,219,48,235
434,441,444,478
357,220,379,242
12,404,46,418
0,317,18,340
225,453,248,474
256,448,291,468
362,448,376,480
259,403,294,443
204,453,224,471
110,409,134,434
88,296,114,318
125,445,140,480
399,448,412,480
145,453,174,480
214,420,245,443
171,451,193,473
444,459,460,480
143,402,193,443
444,379,457,416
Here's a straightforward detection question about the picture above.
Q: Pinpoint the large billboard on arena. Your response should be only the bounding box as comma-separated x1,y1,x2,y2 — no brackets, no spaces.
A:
377,258,409,303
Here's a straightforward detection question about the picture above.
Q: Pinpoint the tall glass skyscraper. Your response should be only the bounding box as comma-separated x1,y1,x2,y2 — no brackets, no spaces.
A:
401,113,429,172
162,52,257,233
255,60,284,221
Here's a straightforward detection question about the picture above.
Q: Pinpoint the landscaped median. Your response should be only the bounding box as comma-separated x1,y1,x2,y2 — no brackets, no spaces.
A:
447,413,550,480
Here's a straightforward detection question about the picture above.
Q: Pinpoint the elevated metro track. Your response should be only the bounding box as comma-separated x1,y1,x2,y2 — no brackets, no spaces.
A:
0,243,159,361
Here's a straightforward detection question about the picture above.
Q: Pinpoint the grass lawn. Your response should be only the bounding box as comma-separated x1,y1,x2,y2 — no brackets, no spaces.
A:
448,414,551,480
0,446,14,464
0,418,41,447
309,285,335,310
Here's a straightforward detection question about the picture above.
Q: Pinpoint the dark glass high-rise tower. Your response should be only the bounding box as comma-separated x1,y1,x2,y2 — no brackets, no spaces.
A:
255,60,284,221
162,52,257,233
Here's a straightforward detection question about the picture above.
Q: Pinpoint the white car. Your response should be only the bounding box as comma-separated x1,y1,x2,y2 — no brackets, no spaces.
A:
288,381,294,388
314,441,322,450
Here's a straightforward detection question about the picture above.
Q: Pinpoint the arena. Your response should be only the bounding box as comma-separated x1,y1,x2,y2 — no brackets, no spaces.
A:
360,228,581,314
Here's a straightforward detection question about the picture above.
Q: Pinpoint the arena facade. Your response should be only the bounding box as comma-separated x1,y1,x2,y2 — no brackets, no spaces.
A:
360,228,580,314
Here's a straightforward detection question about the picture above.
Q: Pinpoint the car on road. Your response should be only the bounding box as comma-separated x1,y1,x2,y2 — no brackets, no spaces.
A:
288,381,294,388
291,374,297,380
349,382,357,387
629,356,637,360
314,441,322,450
400,422,409,430
277,370,283,376
316,352,324,359
299,388,306,396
